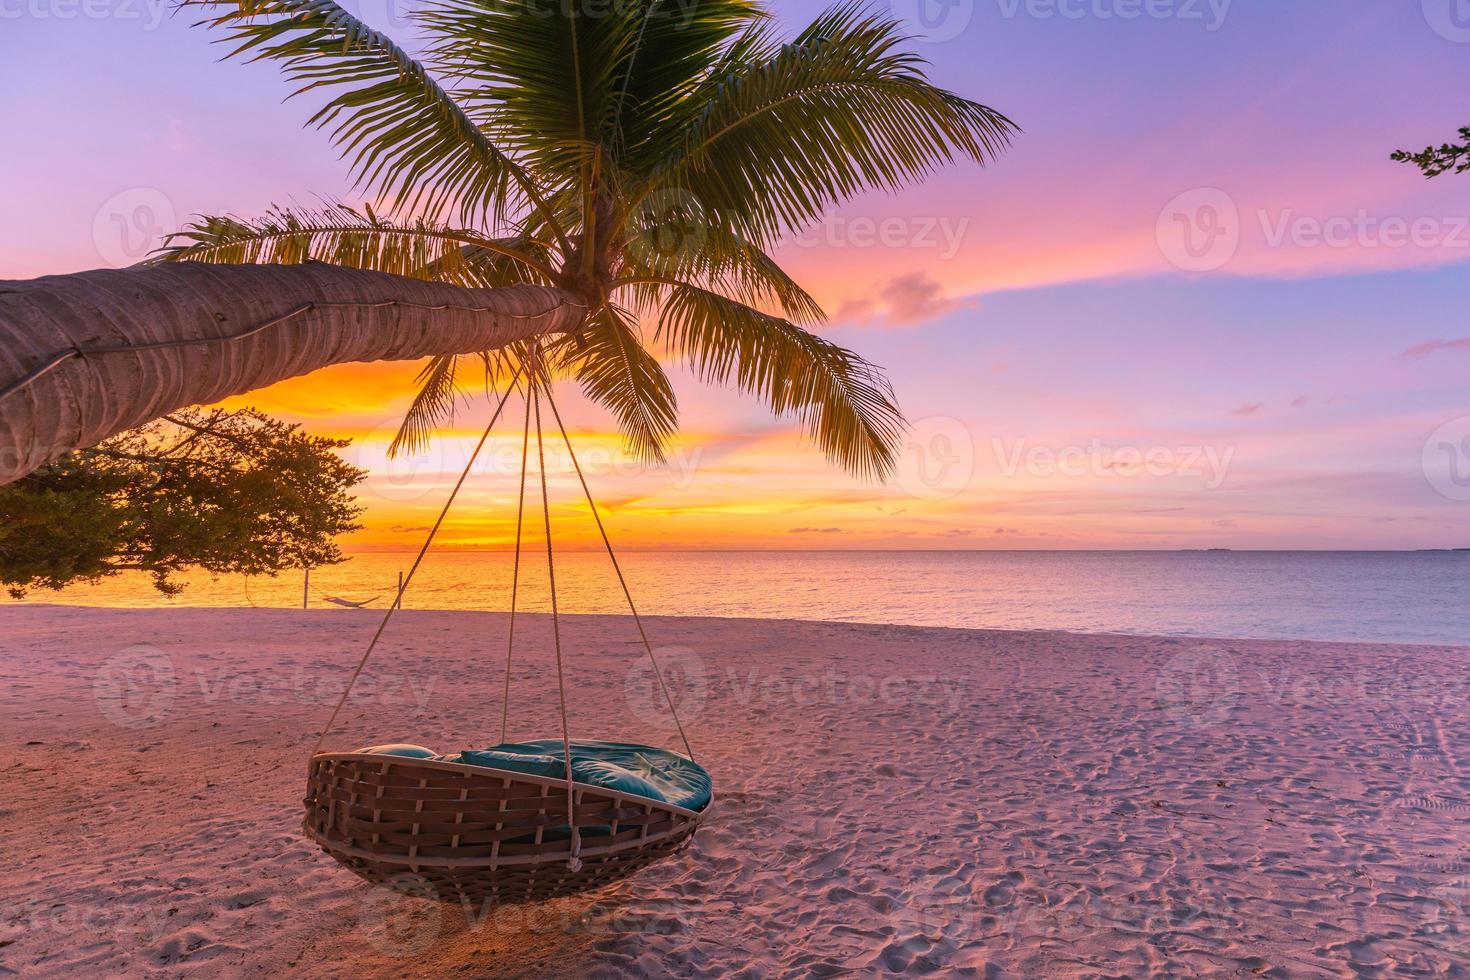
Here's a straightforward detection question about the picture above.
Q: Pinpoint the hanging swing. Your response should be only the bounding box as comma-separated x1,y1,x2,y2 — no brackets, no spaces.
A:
301,351,710,907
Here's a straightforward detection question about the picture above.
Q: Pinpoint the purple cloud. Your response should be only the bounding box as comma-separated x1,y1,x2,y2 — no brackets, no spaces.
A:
1401,337,1470,358
835,273,973,328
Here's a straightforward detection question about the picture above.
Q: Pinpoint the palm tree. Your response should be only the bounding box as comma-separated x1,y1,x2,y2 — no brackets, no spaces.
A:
0,0,1013,484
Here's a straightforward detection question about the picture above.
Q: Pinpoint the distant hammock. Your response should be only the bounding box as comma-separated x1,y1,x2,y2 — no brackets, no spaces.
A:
316,592,387,609
242,575,392,609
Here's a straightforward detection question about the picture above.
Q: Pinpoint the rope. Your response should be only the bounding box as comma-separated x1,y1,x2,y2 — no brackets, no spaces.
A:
0,297,575,405
309,368,523,758
304,349,690,878
541,383,697,762
531,368,582,870
499,374,533,745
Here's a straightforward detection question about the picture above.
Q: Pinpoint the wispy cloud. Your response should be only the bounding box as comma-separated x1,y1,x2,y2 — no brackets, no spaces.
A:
835,273,973,329
1401,337,1470,358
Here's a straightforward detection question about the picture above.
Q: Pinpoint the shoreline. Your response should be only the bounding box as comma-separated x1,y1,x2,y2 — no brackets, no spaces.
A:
7,602,1468,650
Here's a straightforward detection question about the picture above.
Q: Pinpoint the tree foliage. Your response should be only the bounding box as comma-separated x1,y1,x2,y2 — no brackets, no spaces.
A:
1392,126,1470,178
0,409,364,597
159,0,1017,479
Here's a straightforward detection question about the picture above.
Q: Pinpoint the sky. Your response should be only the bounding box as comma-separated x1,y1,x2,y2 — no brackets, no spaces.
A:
2,0,1469,550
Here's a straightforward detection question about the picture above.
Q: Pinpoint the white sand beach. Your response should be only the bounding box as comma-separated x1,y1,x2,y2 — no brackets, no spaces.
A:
2,606,1469,977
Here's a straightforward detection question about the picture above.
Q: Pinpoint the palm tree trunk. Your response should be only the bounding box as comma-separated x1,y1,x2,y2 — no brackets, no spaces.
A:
0,262,587,484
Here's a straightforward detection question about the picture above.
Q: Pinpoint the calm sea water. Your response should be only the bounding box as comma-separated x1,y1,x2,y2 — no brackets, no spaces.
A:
12,551,1469,645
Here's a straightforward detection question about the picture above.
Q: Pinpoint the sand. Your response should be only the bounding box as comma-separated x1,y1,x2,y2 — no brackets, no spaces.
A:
1,606,1468,977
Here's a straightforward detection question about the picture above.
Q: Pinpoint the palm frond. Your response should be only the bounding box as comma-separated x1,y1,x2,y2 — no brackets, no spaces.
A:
157,203,554,283
617,218,824,323
390,355,461,456
163,0,1020,486
187,0,542,226
423,0,762,182
649,1,1017,246
658,283,902,479
423,0,628,184
564,304,678,463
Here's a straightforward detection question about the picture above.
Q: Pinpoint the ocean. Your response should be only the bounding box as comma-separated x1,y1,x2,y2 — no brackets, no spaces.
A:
12,550,1469,645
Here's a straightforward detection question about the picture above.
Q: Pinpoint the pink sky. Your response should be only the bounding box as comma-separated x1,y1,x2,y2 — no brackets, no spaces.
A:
2,0,1468,549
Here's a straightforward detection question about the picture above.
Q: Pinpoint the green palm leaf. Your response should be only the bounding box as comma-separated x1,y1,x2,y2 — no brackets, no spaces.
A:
567,304,678,463
649,1,1017,245
618,217,824,324
157,203,555,283
188,0,547,226
658,284,902,479
390,355,462,456
165,0,1016,482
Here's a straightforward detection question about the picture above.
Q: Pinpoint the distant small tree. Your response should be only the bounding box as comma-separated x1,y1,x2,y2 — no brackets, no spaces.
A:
0,408,364,597
1392,126,1470,178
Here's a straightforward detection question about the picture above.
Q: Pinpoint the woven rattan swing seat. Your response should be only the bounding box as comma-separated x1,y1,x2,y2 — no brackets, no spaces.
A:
301,364,706,906
302,752,706,905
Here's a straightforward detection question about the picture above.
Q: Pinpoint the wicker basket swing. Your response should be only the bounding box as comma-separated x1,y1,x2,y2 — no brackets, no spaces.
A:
302,357,707,906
